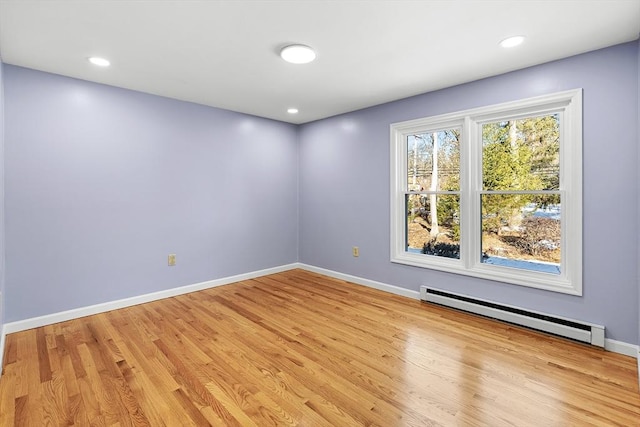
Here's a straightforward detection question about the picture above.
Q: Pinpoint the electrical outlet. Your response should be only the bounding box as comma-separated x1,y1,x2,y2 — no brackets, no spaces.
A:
352,246,359,257
168,254,176,266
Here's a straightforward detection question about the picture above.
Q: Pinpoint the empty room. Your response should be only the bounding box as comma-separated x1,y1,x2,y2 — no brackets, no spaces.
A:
0,0,639,425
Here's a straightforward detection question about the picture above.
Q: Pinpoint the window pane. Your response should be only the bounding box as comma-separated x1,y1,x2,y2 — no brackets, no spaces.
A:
406,193,460,259
407,129,460,191
481,194,561,274
482,114,560,191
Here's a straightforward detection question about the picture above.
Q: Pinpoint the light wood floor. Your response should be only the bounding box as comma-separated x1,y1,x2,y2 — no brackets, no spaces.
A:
1,269,639,426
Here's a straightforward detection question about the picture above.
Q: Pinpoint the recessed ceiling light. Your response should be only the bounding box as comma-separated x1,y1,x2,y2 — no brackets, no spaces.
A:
500,36,525,48
280,45,316,64
88,56,110,67
287,108,299,114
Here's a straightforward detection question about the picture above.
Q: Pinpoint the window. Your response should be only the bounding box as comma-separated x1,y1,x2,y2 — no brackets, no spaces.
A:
390,90,582,295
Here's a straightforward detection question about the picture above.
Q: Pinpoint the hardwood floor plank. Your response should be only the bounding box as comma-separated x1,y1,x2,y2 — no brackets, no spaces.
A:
36,328,51,383
203,380,259,427
40,372,73,426
1,269,639,426
0,365,15,426
54,334,81,398
3,335,17,367
13,395,28,426
171,387,213,426
76,343,114,424
153,338,245,427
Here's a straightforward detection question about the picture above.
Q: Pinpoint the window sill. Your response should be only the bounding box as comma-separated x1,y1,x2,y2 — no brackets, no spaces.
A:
391,251,580,295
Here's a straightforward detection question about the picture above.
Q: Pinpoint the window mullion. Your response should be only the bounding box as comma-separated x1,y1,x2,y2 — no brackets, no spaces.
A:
461,116,476,269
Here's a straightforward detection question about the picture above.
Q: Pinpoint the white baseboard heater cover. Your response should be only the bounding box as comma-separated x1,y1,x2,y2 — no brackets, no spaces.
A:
420,286,605,347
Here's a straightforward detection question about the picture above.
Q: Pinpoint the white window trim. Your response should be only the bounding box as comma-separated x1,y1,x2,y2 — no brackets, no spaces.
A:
390,89,582,295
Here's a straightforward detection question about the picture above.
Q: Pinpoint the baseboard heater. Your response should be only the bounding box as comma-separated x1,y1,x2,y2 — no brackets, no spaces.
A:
420,287,605,347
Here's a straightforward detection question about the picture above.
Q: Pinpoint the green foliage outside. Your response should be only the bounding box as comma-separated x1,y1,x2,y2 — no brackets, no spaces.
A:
406,114,561,259
481,115,559,234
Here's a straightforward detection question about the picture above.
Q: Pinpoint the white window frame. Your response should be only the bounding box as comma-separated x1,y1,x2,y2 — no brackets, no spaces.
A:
390,89,582,295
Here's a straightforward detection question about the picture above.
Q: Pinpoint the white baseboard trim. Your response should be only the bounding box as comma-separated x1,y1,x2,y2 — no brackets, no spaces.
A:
604,338,639,358
297,263,421,300
3,263,299,335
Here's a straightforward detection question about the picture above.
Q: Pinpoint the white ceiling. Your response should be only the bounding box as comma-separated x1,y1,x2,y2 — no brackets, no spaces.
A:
0,1,639,124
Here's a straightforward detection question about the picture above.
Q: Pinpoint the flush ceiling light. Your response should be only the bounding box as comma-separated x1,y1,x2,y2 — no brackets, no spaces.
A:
280,44,316,64
287,108,299,114
500,36,525,48
88,56,111,67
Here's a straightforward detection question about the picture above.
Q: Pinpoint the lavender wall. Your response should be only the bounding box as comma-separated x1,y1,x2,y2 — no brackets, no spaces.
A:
0,60,5,333
4,65,298,322
299,42,640,344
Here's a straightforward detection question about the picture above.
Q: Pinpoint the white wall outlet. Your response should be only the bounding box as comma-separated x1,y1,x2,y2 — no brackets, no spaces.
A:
352,246,359,257
168,254,176,266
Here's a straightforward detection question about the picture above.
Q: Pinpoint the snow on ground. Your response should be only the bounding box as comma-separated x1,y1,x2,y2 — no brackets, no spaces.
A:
525,204,561,220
